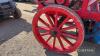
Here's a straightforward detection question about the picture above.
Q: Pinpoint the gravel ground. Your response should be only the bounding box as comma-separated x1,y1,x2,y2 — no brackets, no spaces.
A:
0,2,100,56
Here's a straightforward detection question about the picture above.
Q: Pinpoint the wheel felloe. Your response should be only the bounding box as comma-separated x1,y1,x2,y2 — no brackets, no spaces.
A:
32,5,84,53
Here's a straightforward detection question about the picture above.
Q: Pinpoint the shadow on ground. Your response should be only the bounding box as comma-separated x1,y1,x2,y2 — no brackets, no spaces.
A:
45,41,100,56
45,49,71,56
78,41,100,56
0,18,32,45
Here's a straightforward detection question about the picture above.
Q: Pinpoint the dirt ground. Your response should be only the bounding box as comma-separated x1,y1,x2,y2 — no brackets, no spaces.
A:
0,2,99,56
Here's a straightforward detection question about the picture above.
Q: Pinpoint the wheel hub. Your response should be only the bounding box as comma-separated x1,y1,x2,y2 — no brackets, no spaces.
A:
50,30,58,37
50,28,59,37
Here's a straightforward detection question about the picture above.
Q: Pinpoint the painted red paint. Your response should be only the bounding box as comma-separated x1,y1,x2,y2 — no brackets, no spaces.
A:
32,0,100,53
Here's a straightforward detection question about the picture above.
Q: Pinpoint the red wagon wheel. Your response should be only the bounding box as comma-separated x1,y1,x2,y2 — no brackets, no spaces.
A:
32,5,84,53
